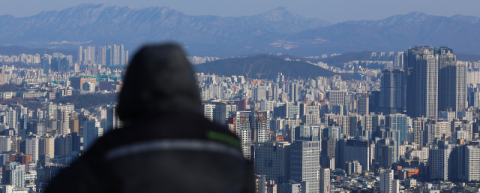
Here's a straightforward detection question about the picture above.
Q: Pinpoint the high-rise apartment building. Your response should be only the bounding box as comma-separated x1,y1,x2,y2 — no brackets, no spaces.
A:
438,49,467,112
104,44,127,65
380,68,405,114
429,141,453,181
0,136,11,153
327,90,345,106
235,111,252,159
113,44,120,65
2,162,26,188
386,114,408,144
83,120,103,151
202,102,237,125
25,136,39,162
253,141,291,184
251,111,270,143
290,82,298,102
41,56,50,75
96,46,107,66
106,106,118,132
320,168,330,193
84,46,96,64
393,52,404,68
404,46,438,119
342,138,372,171
380,170,399,193
301,102,321,126
106,45,113,66
120,44,125,65
466,145,480,181
357,93,369,115
39,137,55,159
54,135,72,157
290,140,320,193
78,46,83,64
50,57,69,72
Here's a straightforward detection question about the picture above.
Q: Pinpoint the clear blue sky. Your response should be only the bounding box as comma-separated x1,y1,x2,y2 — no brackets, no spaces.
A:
1,0,480,23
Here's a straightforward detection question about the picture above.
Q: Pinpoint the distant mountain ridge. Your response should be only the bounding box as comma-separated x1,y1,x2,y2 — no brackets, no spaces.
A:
0,4,480,56
343,12,480,26
0,4,329,54
275,12,480,56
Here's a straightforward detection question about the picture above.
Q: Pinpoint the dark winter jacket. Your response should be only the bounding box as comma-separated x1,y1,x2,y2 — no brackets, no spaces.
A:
45,44,255,193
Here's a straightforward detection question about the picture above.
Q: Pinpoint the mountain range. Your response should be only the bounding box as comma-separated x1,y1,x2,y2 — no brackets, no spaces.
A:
0,4,480,56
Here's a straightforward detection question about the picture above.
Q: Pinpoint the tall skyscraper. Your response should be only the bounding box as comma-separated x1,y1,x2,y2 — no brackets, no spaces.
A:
54,135,72,157
2,162,26,188
290,141,320,193
96,46,107,66
319,168,330,193
380,170,399,193
342,138,372,171
78,46,82,64
327,90,345,106
235,111,252,159
429,141,453,181
253,141,291,184
113,44,120,65
375,138,398,169
106,45,113,66
466,145,480,181
393,52,404,68
0,136,11,152
386,114,408,144
41,56,50,75
120,44,125,65
438,49,467,112
405,46,438,119
357,93,369,115
25,136,39,162
106,106,118,132
251,111,270,143
51,57,69,72
380,68,405,114
87,46,96,64
83,120,103,151
39,137,55,159
290,82,298,102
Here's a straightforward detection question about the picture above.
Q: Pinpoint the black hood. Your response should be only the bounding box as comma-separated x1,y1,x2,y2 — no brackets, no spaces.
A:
117,43,202,121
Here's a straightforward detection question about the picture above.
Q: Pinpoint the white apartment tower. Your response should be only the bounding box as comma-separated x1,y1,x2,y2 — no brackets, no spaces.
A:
25,136,39,162
380,170,399,193
320,168,330,193
290,140,320,193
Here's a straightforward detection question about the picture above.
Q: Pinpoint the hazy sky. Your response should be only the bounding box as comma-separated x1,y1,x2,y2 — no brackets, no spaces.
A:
1,0,480,23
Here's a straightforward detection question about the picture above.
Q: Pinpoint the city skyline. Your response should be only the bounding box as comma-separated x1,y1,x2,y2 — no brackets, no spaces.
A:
0,44,478,192
1,0,480,191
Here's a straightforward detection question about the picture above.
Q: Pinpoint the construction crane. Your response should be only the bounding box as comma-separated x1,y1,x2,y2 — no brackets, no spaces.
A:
256,63,267,79
266,69,271,81
246,64,253,82
241,63,247,75
285,69,292,83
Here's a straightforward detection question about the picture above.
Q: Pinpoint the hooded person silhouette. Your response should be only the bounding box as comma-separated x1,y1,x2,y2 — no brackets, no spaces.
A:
45,43,255,193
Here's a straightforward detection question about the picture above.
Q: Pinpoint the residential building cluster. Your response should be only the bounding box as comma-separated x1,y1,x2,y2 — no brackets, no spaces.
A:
2,45,480,192
199,46,480,193
0,101,121,192
78,45,129,66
